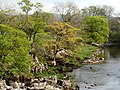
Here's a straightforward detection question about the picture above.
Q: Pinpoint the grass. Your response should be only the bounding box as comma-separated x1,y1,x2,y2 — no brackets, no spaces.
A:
74,44,98,60
35,66,64,79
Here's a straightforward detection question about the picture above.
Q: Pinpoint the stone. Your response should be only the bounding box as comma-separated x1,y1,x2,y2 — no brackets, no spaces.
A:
38,82,46,89
62,80,71,89
45,85,54,90
57,80,63,86
54,87,62,90
75,84,79,90
56,49,69,59
18,83,25,89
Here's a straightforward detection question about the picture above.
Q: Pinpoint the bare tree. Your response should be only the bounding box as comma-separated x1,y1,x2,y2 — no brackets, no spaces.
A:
0,0,17,24
53,1,82,27
82,5,114,19
0,0,15,10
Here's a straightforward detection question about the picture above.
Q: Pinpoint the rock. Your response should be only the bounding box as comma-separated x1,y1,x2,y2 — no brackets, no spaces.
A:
0,74,78,90
12,81,20,89
90,67,93,69
18,83,25,89
90,83,96,87
56,49,69,59
48,60,56,66
57,80,63,86
2,80,13,89
62,80,71,89
75,84,79,90
100,57,104,60
38,82,47,89
54,87,62,90
47,76,57,86
45,85,54,90
31,78,39,83
32,83,39,87
85,85,91,89
55,85,63,90
84,83,96,89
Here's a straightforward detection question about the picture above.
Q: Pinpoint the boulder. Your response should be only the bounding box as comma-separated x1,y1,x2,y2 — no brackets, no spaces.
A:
45,85,54,90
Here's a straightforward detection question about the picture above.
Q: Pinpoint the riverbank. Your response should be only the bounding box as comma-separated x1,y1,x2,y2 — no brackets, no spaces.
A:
33,44,100,78
0,44,102,90
72,44,120,90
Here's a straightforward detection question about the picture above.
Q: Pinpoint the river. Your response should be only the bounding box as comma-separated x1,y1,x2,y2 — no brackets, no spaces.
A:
72,44,120,90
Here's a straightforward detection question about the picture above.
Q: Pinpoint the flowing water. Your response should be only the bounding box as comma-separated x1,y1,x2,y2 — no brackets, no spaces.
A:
72,44,120,90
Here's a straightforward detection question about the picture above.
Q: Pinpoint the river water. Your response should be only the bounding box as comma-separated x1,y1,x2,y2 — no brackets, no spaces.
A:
72,45,120,90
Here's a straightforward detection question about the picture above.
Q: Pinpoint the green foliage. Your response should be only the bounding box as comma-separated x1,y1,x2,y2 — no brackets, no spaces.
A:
109,31,120,43
18,0,46,42
83,16,110,44
18,0,33,15
35,66,64,79
30,33,50,60
32,16,46,42
109,17,120,43
47,22,83,51
34,2,43,13
18,0,34,41
0,24,31,78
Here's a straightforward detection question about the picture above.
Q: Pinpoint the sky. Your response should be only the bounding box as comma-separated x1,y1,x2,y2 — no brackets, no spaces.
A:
4,0,120,13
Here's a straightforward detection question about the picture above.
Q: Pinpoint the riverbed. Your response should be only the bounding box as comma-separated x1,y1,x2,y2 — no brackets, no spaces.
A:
72,45,120,90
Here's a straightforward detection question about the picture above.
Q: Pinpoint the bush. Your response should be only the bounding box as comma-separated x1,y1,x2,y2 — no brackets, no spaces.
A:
0,24,32,79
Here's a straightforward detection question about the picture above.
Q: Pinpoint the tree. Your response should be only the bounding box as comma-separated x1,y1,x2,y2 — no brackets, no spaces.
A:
0,0,14,10
17,0,47,41
18,0,33,18
0,0,17,25
17,0,34,41
82,5,114,19
83,16,110,44
32,2,46,42
0,24,31,78
109,16,120,43
46,22,83,60
53,1,82,27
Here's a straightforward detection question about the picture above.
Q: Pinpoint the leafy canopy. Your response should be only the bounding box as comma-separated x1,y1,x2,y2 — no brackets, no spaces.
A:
0,24,31,78
46,22,83,53
83,16,110,44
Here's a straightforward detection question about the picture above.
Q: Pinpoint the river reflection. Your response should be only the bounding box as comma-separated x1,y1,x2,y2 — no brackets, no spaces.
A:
107,44,120,59
72,44,120,90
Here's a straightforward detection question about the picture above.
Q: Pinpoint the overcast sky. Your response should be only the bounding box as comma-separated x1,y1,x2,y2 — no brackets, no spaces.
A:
7,0,120,13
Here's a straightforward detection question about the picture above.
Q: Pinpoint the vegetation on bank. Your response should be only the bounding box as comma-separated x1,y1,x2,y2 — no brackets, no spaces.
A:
31,44,98,79
0,0,114,80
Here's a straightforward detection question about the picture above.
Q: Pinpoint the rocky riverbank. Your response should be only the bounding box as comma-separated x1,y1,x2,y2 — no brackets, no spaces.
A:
0,76,79,90
0,45,104,90
83,49,105,64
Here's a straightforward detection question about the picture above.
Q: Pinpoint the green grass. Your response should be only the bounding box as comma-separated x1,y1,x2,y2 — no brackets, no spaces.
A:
74,44,98,60
35,66,64,79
